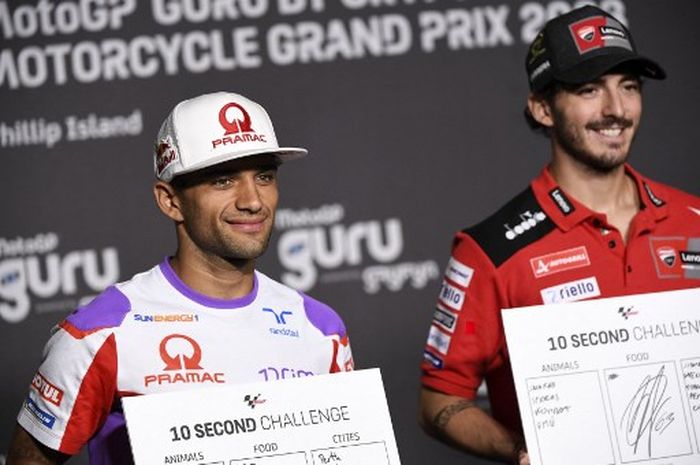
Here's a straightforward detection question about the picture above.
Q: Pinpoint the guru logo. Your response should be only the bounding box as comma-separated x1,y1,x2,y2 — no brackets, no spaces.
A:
0,233,120,324
212,102,266,148
144,334,225,387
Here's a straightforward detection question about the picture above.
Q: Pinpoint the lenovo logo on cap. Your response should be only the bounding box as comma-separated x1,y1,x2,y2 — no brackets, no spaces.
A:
212,102,267,149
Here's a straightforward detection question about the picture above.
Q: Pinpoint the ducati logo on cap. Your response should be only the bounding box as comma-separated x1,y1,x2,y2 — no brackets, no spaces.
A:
212,102,267,149
570,17,606,53
577,25,596,42
570,15,632,55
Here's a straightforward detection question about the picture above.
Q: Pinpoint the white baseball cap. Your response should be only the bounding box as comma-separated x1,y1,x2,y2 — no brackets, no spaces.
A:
154,91,308,182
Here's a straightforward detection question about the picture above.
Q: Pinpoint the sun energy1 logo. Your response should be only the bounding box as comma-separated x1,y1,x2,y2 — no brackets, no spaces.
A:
0,232,120,323
275,204,438,293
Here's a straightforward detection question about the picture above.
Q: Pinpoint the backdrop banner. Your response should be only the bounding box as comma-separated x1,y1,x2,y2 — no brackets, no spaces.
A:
2,1,699,464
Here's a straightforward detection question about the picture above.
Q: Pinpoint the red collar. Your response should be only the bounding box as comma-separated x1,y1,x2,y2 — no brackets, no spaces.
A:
530,164,668,232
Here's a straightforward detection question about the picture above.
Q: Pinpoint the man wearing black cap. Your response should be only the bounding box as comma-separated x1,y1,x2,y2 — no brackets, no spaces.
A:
7,92,353,465
419,6,700,464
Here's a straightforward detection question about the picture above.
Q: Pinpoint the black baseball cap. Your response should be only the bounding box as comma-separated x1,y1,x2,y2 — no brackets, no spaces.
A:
525,5,666,93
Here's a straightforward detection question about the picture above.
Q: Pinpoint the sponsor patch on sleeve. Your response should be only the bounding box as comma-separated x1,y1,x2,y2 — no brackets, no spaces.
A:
437,280,465,311
24,396,57,429
31,372,64,406
426,325,452,355
444,257,474,287
423,350,444,369
432,307,458,333
540,277,601,305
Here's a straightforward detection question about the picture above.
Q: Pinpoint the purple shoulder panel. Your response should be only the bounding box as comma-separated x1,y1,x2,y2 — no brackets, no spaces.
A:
65,286,131,332
301,293,346,338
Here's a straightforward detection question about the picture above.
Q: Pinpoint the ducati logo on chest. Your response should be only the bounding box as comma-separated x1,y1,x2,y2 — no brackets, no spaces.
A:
650,237,700,280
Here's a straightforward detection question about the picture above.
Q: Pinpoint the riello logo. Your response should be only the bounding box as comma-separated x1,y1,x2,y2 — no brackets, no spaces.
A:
211,102,267,149
144,334,225,388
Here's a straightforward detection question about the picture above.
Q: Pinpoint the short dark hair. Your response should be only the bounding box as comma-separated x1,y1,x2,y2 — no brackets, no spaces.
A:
524,65,645,134
523,82,560,134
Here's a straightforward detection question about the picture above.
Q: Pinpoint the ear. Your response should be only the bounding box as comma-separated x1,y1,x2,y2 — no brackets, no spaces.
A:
527,93,555,128
153,181,185,222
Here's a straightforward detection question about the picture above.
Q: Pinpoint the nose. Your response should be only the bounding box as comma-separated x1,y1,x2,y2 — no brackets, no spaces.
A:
602,88,625,118
235,174,262,213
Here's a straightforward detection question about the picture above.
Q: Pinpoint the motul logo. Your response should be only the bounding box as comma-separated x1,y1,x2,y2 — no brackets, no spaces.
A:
31,373,63,406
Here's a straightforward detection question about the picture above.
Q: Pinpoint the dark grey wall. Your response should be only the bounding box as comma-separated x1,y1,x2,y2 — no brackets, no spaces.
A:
2,1,699,464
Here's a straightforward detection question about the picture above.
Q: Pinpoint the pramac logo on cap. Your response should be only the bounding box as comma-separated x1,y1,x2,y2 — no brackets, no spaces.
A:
219,102,253,135
212,102,267,149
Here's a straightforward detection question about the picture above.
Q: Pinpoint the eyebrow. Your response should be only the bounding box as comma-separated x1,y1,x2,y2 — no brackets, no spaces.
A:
206,163,279,178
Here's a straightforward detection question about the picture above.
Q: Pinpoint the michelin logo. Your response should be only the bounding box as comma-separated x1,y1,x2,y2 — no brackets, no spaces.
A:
24,396,56,429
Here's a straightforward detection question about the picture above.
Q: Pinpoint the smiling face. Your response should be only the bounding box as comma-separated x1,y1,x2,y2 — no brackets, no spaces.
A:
529,72,643,173
170,154,280,263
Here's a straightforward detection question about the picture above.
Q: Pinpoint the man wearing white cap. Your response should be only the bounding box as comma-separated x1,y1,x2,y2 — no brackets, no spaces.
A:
419,5,700,465
7,92,353,465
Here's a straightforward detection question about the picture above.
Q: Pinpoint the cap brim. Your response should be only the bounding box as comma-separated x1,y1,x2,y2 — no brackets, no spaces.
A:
169,147,308,181
555,53,666,85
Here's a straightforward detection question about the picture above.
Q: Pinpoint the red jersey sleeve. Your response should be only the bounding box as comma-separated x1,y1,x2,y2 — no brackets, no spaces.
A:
420,231,508,399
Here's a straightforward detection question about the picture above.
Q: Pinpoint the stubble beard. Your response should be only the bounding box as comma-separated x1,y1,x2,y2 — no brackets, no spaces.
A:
185,217,275,264
216,223,274,262
552,113,635,174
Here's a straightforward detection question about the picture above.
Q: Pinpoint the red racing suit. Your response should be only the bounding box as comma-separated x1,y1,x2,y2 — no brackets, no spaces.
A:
421,164,700,433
